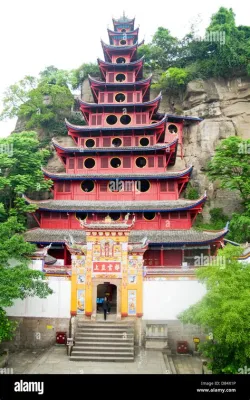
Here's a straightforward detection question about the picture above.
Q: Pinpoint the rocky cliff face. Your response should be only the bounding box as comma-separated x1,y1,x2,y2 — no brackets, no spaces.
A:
154,76,250,220
47,76,250,221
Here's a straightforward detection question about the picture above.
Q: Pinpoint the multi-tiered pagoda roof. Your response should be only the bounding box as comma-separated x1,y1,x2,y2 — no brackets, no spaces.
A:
25,14,228,272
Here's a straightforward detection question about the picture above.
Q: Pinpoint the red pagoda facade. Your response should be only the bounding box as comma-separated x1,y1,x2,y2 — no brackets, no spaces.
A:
25,14,228,280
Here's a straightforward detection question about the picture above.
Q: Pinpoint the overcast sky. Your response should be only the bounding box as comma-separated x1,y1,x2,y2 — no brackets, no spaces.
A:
0,0,249,138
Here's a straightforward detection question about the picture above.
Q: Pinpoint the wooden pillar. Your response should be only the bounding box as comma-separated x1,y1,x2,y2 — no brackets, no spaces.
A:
160,246,164,266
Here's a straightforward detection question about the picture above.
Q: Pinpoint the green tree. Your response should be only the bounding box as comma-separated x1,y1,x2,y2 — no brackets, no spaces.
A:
207,136,250,205
70,63,100,90
0,217,53,343
0,71,74,131
153,67,190,103
179,245,250,373
0,131,52,221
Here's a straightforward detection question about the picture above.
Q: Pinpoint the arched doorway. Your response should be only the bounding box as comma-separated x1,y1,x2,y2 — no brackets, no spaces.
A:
97,283,117,315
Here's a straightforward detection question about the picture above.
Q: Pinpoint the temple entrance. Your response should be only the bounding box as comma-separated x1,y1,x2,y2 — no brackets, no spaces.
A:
92,278,121,320
97,283,117,315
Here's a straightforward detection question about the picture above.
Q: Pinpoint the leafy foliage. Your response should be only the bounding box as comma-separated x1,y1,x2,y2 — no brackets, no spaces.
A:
0,217,53,343
207,136,250,205
0,67,74,132
70,63,100,90
0,131,52,222
141,7,250,85
179,245,250,373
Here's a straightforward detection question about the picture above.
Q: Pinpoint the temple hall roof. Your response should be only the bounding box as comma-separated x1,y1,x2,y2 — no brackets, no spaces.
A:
42,165,193,180
24,227,228,246
24,195,206,212
52,137,177,154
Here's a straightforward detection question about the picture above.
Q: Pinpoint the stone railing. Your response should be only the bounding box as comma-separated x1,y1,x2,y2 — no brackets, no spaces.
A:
145,266,197,275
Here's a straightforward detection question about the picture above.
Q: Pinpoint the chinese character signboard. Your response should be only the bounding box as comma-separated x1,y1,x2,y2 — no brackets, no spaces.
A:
92,262,121,273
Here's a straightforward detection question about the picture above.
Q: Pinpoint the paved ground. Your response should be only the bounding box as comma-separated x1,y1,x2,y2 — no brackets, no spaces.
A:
7,346,203,374
171,354,203,374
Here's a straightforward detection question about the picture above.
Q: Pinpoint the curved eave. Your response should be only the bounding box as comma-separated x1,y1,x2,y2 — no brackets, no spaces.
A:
88,74,152,87
79,92,162,110
52,136,176,154
149,231,228,247
108,27,139,36
159,113,203,123
65,113,167,133
42,165,193,181
112,17,135,24
101,40,144,51
23,194,206,213
97,56,144,69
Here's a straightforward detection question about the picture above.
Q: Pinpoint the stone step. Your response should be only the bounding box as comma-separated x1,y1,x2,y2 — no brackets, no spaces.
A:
70,355,134,362
72,349,134,357
75,332,134,338
78,323,134,328
75,341,133,347
73,346,133,352
77,325,134,332
76,328,134,334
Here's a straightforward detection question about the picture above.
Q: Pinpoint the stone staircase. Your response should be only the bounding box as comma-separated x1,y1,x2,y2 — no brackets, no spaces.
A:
70,321,135,362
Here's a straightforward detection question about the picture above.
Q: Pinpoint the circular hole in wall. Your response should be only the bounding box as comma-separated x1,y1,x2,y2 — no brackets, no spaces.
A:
120,40,127,45
116,73,126,82
110,213,121,220
168,124,178,134
143,212,156,221
115,93,126,102
112,137,122,147
75,212,88,220
140,137,149,146
116,57,126,63
81,180,94,192
136,180,150,192
84,158,95,169
120,115,131,125
136,157,147,168
106,115,118,125
85,139,95,148
110,157,122,168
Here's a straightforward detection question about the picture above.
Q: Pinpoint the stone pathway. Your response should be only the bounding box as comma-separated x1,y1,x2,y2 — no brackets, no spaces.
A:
7,346,203,374
170,354,203,374
8,346,168,374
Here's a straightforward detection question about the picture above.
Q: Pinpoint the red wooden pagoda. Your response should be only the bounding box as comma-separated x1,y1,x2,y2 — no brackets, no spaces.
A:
25,14,228,276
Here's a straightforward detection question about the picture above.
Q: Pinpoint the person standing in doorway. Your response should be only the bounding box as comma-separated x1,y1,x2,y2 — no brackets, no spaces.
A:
102,296,109,320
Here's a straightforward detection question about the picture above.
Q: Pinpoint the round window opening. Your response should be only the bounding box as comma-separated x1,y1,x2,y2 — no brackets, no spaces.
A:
120,115,131,125
140,137,149,147
115,93,126,102
143,212,156,221
112,138,122,147
85,139,95,148
81,180,94,192
106,115,118,125
168,124,178,134
110,157,122,168
84,158,95,169
110,213,121,221
120,39,127,45
151,120,157,124
136,180,150,192
121,29,127,33
116,73,126,82
136,157,147,168
75,212,88,221
116,57,126,64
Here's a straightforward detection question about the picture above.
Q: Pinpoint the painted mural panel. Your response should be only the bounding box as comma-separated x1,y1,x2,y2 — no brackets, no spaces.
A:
128,289,136,315
77,289,85,314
